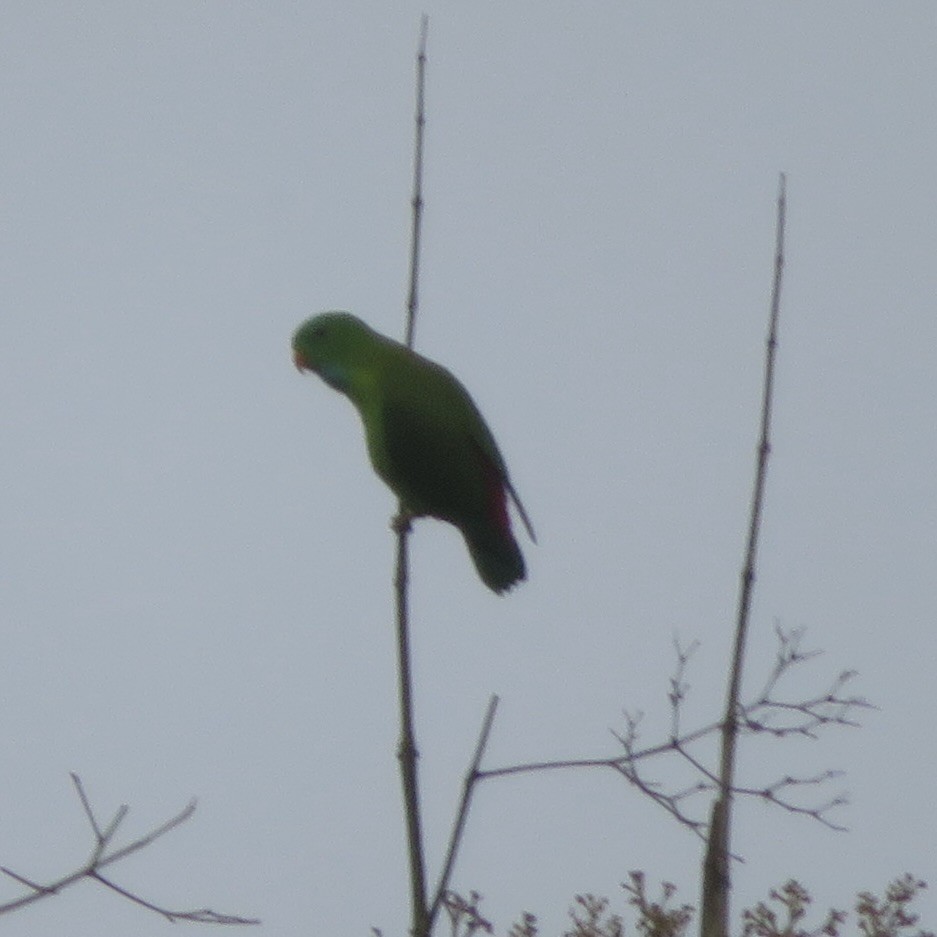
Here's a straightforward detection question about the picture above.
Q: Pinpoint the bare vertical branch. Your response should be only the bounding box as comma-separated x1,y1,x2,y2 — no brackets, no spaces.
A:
404,14,429,352
701,173,787,937
395,15,430,937
395,519,428,937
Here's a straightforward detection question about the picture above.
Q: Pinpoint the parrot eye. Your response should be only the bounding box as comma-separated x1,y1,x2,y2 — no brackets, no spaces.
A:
311,325,327,339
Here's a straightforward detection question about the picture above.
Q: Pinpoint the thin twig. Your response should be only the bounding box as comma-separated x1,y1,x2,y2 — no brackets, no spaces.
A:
72,772,107,842
96,797,197,869
91,871,256,925
429,695,500,930
669,638,700,740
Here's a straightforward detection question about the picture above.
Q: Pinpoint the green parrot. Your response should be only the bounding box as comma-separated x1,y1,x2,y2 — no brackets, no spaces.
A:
292,311,535,593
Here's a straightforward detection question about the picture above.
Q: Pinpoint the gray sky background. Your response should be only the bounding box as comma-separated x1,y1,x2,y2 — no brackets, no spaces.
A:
2,4,935,935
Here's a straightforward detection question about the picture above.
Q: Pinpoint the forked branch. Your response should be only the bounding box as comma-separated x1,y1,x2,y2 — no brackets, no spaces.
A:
476,623,869,844
0,774,258,925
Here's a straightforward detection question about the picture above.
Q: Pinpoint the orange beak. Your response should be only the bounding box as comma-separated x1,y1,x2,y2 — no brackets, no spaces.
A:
293,349,309,372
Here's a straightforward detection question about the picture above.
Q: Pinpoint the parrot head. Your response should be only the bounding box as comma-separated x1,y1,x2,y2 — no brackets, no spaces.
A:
292,311,377,393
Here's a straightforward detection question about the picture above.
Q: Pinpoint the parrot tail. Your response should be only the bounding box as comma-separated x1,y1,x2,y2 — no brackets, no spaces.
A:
463,524,527,595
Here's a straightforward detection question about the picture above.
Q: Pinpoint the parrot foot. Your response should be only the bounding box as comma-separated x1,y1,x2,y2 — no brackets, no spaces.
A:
391,511,414,534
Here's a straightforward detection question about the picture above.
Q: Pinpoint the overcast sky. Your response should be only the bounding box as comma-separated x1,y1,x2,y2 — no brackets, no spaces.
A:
2,4,935,936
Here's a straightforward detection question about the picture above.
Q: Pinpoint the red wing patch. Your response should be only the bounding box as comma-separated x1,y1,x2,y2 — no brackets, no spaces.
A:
476,443,512,537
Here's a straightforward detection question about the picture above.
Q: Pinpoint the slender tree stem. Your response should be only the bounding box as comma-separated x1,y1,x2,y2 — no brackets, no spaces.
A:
701,173,787,937
428,695,500,930
404,16,428,351
395,522,429,937
395,16,430,937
